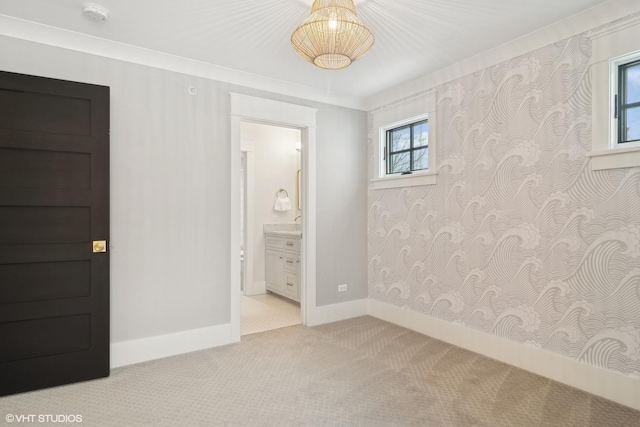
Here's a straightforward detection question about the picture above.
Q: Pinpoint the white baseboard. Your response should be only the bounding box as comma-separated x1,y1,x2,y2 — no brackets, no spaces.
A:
307,298,369,327
368,299,640,411
110,323,232,368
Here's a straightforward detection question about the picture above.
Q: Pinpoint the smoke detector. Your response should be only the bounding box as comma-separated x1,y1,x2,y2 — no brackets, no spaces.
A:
83,4,109,22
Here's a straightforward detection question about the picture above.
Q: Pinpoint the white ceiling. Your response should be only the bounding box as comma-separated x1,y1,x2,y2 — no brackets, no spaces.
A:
0,0,609,100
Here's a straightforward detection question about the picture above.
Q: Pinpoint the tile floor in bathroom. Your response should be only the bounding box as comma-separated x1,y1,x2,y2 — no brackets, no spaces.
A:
240,291,301,335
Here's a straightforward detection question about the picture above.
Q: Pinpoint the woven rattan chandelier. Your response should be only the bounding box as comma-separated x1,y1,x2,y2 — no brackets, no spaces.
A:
291,0,374,70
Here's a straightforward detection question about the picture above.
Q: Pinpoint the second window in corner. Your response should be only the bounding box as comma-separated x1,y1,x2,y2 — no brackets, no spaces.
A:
616,58,640,146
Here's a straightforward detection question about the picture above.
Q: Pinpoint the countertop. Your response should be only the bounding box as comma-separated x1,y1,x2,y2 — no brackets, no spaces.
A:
264,230,302,238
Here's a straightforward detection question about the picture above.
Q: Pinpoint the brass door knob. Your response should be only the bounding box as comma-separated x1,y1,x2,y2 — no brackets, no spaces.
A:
93,240,107,253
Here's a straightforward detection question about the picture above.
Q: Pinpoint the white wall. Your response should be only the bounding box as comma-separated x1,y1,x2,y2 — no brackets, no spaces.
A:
241,122,300,284
0,34,368,352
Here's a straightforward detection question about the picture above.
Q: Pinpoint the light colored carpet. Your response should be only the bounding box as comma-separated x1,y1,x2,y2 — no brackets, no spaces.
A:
241,292,300,336
1,316,639,426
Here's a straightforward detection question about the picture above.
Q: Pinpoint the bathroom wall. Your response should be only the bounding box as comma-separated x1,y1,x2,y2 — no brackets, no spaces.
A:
241,122,300,286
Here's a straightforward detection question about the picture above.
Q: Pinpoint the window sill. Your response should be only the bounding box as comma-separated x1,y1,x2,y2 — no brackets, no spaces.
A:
371,171,438,190
586,144,640,170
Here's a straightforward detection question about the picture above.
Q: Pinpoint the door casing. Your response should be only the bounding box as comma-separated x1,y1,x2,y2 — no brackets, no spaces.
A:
230,93,318,341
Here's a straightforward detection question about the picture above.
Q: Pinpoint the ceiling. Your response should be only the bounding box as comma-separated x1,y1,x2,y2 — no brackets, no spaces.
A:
0,0,609,100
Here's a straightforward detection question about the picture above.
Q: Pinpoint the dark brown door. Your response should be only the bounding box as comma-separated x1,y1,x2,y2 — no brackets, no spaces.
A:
0,71,110,395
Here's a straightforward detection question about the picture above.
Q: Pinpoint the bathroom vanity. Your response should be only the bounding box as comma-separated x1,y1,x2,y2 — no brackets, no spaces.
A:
264,230,301,302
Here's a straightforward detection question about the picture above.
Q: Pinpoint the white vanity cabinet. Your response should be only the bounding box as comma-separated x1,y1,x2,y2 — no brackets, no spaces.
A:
265,233,300,302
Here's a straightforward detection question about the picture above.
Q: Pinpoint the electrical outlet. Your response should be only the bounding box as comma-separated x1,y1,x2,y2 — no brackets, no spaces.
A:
338,284,348,292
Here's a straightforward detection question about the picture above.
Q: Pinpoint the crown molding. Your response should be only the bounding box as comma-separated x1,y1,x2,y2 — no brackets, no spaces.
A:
588,9,640,40
0,14,367,111
368,89,436,115
364,0,640,111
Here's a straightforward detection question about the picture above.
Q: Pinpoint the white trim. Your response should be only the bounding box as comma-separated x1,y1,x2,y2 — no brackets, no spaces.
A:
371,171,437,189
306,298,369,327
241,147,261,296
368,299,640,412
231,116,242,342
589,14,640,170
586,144,640,170
0,14,365,111
230,93,318,342
110,323,231,368
365,1,640,110
587,144,640,157
590,14,640,61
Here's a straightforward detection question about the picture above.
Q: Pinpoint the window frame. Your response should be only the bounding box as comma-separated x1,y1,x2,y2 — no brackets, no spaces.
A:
587,18,640,171
370,91,438,190
616,58,640,146
385,118,429,175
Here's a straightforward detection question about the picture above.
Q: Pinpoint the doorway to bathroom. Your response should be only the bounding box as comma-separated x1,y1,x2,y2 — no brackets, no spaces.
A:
230,93,318,342
239,122,302,336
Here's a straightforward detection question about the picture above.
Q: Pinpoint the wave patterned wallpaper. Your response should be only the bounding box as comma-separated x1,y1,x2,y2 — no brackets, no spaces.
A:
368,31,640,378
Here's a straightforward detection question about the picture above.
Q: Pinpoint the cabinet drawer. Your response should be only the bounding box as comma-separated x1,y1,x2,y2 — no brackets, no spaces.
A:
266,236,284,250
283,253,298,272
283,238,299,252
284,272,299,301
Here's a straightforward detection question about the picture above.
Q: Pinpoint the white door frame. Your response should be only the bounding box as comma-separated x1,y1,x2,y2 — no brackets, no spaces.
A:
230,93,318,342
240,141,262,296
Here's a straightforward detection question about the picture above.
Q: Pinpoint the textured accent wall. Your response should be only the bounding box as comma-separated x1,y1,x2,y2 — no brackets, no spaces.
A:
368,30,640,378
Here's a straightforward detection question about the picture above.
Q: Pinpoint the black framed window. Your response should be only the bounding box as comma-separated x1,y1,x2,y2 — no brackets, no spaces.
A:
385,120,428,174
618,59,640,144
